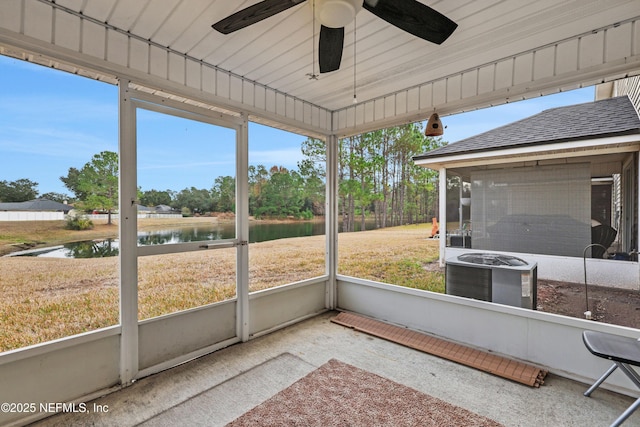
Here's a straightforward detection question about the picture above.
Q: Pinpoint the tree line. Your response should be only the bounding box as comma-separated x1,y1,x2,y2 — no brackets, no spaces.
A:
1,122,446,228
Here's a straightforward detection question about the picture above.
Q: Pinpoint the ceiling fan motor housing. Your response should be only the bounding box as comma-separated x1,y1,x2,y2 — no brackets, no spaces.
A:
315,0,362,28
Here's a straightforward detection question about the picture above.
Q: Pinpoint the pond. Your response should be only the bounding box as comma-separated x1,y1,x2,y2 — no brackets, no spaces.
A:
16,220,378,258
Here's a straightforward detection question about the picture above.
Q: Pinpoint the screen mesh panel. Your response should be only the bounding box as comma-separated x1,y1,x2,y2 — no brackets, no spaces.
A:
471,163,591,257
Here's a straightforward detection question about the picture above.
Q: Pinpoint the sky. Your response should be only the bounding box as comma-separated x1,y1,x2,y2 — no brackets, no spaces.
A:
0,54,596,197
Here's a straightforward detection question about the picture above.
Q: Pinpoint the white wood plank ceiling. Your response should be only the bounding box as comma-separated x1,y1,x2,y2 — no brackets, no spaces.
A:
0,0,639,137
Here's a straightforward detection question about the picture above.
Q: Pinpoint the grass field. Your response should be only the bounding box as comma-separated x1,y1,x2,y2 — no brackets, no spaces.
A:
0,219,441,352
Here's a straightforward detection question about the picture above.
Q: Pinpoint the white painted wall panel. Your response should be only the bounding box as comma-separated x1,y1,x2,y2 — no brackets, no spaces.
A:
0,0,22,33
477,64,495,95
319,108,329,131
168,52,185,85
276,92,286,116
364,100,375,124
230,75,243,103
82,20,106,60
294,99,303,122
216,70,230,98
138,302,236,370
149,45,168,79
254,86,266,111
106,30,128,67
285,96,295,119
24,0,53,43
265,88,276,114
249,281,327,337
635,21,640,56
495,59,513,90
432,79,447,105
446,75,461,103
579,31,604,70
344,105,355,128
54,9,80,51
556,39,579,76
513,53,533,86
304,102,312,126
243,81,254,106
461,70,478,99
186,60,201,90
335,109,345,130
0,334,120,426
202,65,215,94
396,91,407,116
374,98,384,121
407,87,419,113
419,84,433,109
605,23,632,63
533,46,556,81
384,95,395,118
129,38,150,73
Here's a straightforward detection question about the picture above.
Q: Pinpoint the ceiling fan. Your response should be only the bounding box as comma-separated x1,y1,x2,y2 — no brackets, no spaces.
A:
212,0,457,73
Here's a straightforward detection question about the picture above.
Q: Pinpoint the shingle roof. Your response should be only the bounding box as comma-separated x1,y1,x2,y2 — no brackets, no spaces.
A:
0,198,72,212
414,95,640,161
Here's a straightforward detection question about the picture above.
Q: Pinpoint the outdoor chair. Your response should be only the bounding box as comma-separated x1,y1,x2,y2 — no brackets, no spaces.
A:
591,224,618,258
583,330,640,426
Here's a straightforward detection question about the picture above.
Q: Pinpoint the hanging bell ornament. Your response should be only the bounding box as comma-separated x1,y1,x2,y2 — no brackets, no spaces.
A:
425,113,443,137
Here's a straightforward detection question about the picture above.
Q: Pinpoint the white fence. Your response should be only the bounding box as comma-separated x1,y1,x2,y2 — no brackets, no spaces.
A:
87,213,182,220
0,212,64,221
0,212,183,222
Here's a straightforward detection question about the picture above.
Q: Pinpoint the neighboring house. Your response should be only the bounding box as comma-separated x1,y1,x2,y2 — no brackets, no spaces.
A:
0,198,72,221
414,94,640,288
134,204,180,217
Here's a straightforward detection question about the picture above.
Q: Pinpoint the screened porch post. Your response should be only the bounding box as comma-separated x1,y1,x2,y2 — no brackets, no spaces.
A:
237,113,250,342
326,134,338,309
439,167,447,267
118,79,139,384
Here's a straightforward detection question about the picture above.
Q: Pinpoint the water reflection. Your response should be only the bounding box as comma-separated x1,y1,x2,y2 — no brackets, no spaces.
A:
31,239,120,259
137,226,230,246
17,219,377,258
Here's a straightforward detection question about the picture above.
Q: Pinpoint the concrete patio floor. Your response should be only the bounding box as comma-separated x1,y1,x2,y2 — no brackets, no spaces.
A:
30,311,640,427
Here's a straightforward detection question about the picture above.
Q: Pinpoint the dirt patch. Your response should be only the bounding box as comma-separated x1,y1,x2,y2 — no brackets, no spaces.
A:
537,280,640,329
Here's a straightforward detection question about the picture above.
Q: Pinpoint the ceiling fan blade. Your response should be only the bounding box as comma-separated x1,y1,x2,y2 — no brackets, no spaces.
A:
363,0,457,45
319,25,344,73
213,0,306,34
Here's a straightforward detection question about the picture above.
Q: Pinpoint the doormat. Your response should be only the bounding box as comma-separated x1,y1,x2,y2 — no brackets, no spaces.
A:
331,311,547,387
226,358,504,427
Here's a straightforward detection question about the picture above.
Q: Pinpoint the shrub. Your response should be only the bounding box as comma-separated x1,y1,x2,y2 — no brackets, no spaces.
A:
298,209,314,220
65,215,94,230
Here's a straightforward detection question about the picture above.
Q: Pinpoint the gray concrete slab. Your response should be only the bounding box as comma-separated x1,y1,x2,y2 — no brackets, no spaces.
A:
140,353,314,426
31,311,640,427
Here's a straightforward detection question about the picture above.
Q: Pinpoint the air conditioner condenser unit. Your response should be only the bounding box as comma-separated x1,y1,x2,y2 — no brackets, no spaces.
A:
445,253,537,309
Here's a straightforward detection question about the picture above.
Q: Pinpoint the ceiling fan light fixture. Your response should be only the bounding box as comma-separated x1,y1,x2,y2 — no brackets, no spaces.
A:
316,0,362,28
